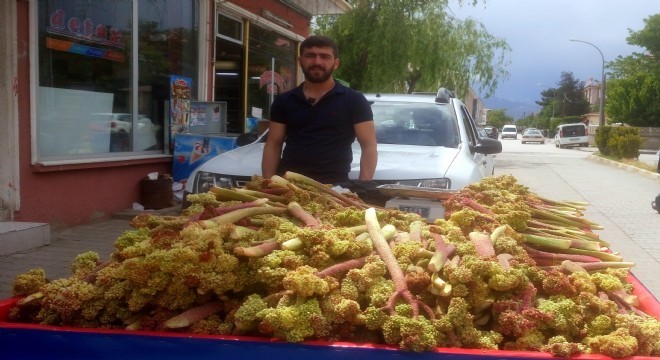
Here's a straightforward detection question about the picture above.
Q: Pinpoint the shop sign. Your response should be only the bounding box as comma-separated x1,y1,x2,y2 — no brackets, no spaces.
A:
47,8,123,48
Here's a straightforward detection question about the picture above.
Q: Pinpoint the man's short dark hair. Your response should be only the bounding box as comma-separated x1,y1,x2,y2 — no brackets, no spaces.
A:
300,35,338,57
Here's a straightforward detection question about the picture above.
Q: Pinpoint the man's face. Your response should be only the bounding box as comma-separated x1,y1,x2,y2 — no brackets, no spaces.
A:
299,46,339,84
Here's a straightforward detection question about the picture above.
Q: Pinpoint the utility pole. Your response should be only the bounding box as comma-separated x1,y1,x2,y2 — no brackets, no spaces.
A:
570,39,606,127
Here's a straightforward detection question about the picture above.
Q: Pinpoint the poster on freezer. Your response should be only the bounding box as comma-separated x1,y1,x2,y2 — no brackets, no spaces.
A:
189,103,207,127
188,101,227,134
172,134,238,182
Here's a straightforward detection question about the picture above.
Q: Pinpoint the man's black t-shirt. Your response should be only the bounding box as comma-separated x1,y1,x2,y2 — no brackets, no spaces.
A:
269,82,373,184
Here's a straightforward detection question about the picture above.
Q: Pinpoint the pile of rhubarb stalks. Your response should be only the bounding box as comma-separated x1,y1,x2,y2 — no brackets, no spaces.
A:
6,173,659,358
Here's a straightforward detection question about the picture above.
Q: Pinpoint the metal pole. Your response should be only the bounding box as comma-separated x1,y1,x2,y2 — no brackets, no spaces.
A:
270,58,275,106
569,39,606,127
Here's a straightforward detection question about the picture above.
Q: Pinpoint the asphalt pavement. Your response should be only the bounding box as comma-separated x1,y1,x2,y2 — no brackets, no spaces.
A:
496,144,660,300
0,147,658,300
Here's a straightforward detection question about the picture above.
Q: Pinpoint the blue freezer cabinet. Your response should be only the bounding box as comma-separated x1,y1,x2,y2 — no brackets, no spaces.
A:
172,133,237,182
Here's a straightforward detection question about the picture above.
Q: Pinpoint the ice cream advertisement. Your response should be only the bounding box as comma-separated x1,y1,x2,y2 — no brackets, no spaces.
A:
169,75,192,134
172,134,238,182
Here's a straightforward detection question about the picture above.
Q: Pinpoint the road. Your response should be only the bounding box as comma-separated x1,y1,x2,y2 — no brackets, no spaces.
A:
493,137,660,299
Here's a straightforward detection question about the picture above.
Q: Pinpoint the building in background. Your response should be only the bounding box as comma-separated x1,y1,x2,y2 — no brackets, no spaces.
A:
0,0,350,227
581,77,603,138
465,87,487,126
583,77,602,108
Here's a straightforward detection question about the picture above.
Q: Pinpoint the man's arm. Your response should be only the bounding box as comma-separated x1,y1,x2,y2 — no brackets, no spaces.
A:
261,121,287,179
354,120,377,180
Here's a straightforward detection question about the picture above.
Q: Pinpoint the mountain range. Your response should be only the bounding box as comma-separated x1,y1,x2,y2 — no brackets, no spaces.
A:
481,96,539,120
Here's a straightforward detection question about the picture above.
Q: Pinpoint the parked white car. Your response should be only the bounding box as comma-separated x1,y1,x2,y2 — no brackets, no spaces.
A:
184,88,501,219
501,124,518,139
521,129,545,144
554,123,589,148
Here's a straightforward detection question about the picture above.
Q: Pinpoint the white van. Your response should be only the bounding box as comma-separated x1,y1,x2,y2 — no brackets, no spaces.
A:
554,123,588,148
501,124,518,139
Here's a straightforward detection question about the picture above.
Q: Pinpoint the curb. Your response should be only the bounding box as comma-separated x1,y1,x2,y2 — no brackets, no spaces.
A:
587,154,660,181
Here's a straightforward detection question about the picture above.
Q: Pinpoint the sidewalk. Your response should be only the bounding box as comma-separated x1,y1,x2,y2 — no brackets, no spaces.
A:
589,154,660,181
0,206,180,299
578,145,659,179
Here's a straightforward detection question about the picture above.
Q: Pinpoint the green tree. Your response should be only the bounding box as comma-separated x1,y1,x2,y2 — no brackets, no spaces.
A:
605,14,660,126
535,72,589,126
313,1,511,98
627,13,660,57
606,73,660,126
517,112,547,130
537,88,558,119
556,72,591,117
486,109,513,129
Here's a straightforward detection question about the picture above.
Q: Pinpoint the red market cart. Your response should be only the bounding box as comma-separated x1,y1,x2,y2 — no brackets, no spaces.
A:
1,274,658,360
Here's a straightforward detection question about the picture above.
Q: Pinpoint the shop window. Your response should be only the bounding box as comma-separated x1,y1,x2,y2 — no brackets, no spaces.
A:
214,36,243,134
214,12,244,133
246,25,296,126
217,12,243,44
137,0,200,152
36,0,199,160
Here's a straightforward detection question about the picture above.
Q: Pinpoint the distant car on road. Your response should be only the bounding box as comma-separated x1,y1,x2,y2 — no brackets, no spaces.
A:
501,124,518,139
483,126,498,139
554,123,588,148
521,129,545,144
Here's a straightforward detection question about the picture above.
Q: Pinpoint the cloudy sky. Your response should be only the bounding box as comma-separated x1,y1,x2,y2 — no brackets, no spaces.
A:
448,0,660,108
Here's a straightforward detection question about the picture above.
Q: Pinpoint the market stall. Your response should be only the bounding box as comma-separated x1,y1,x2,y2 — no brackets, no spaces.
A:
1,174,659,359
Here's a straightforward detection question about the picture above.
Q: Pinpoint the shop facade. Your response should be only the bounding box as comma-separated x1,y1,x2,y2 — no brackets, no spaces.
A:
0,0,349,227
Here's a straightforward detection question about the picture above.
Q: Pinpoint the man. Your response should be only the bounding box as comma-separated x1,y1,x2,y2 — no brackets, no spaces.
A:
261,35,377,186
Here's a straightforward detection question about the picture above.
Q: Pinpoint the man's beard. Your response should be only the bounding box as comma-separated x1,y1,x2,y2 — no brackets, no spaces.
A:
302,66,333,83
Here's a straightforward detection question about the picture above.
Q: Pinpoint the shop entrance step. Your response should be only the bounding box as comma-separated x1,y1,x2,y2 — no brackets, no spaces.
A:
0,222,50,256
